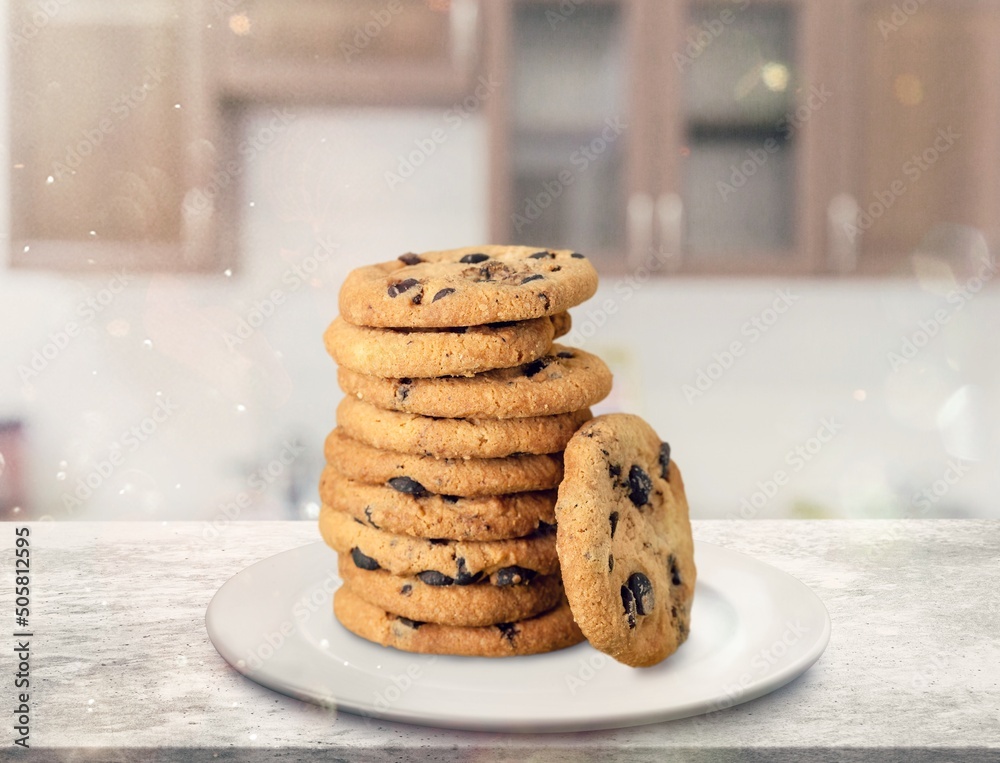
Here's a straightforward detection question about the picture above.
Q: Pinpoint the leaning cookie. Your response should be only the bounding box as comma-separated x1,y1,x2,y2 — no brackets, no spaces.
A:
334,587,585,657
319,468,556,541
338,246,597,328
338,344,612,419
338,556,563,627
324,315,561,379
336,398,591,459
555,414,696,668
319,505,560,579
324,428,563,496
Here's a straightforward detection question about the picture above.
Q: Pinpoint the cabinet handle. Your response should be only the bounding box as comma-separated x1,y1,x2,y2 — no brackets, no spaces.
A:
656,192,683,272
827,194,860,273
627,192,654,269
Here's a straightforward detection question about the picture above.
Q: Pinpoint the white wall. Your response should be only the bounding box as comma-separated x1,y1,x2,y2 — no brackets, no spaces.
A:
1,107,997,521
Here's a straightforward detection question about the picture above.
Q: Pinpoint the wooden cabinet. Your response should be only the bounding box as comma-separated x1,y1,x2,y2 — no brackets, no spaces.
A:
488,0,1000,276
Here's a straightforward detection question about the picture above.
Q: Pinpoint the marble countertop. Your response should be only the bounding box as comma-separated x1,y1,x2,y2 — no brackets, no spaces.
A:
3,519,998,762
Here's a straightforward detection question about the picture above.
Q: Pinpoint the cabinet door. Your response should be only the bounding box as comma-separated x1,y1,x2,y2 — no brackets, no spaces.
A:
487,0,649,272
653,0,828,274
838,0,1000,275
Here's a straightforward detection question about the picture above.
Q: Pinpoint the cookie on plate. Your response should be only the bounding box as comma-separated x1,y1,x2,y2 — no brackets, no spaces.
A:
336,398,591,459
334,586,585,657
338,556,563,627
319,505,560,580
323,315,562,379
324,429,563,496
338,246,597,328
338,344,612,419
555,414,695,668
319,468,556,541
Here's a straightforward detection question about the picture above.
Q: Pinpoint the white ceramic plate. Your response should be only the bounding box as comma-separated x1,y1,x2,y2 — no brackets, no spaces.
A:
206,539,830,732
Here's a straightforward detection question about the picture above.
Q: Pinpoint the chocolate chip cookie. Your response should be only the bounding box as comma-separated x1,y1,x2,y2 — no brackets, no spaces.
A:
338,344,612,419
555,414,696,668
324,315,563,379
319,467,556,541
334,586,585,657
319,505,560,579
338,246,597,328
336,398,591,459
324,428,563,496
338,555,563,627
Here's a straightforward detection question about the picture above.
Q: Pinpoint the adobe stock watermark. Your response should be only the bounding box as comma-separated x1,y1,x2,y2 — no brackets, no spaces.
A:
674,0,751,72
564,652,611,694
545,0,587,28
844,126,959,243
564,244,675,347
51,67,167,181
222,236,338,349
682,288,800,404
877,0,929,40
715,619,811,710
185,107,296,216
200,439,305,543
385,74,500,190
511,115,627,233
9,0,73,51
717,84,831,201
60,395,180,514
886,253,998,371
729,417,844,520
340,0,403,62
17,269,132,386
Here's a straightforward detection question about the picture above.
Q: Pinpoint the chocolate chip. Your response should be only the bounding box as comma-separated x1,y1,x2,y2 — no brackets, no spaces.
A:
387,278,419,298
459,253,489,264
659,442,671,480
549,265,562,272
397,616,423,629
351,547,380,570
521,274,544,284
522,357,550,377
628,465,652,507
496,622,518,643
441,494,460,504
397,384,410,402
529,251,551,259
538,293,551,310
363,506,379,528
621,585,636,629
454,558,484,586
571,252,585,259
432,288,455,302
417,570,454,586
399,377,413,384
669,555,682,586
609,511,619,538
400,584,412,596
411,290,423,305
556,351,574,359
388,476,427,496
495,566,537,586
608,554,614,572
398,253,422,265
608,463,621,478
627,572,655,615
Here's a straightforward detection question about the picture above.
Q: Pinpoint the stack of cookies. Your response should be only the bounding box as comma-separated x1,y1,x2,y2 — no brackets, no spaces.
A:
319,245,614,657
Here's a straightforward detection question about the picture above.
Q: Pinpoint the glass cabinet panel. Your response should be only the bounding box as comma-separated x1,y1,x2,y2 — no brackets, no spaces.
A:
680,2,797,255
506,2,627,264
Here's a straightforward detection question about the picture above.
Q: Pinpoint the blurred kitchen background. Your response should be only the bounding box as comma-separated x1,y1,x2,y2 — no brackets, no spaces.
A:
1,0,998,522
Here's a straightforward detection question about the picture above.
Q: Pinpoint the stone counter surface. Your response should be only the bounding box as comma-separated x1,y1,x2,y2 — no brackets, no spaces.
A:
1,520,997,762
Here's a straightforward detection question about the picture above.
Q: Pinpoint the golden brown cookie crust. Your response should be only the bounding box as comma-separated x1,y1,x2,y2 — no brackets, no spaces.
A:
319,504,560,578
337,555,563,627
319,467,556,541
336,397,592,459
338,344,612,419
555,414,696,668
324,428,563,497
323,315,558,378
334,586,585,657
338,246,597,328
